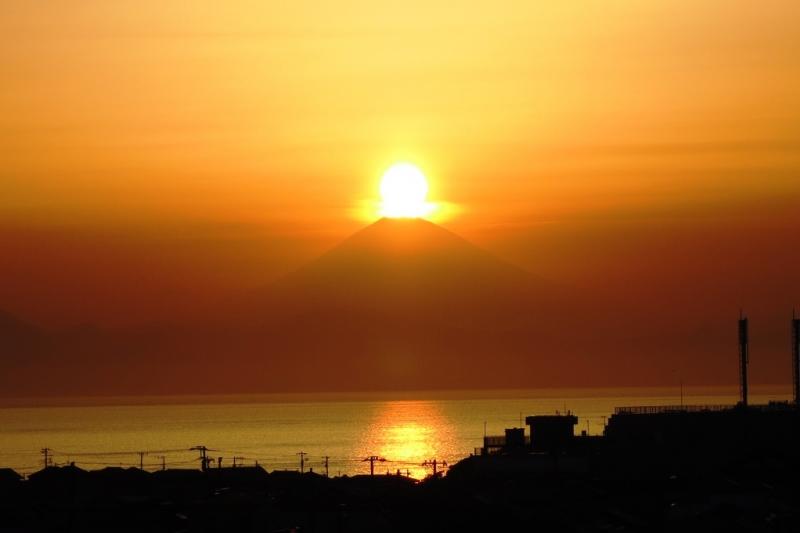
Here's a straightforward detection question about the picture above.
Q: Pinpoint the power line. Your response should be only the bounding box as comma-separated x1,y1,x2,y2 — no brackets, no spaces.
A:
40,448,51,469
422,458,447,477
190,445,210,472
49,447,190,457
362,455,386,477
12,446,469,477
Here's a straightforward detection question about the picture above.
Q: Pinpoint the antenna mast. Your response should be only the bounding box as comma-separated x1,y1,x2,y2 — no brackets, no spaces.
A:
792,309,799,408
738,311,749,407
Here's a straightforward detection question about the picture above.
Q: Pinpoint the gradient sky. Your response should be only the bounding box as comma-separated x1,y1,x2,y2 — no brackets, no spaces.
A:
2,1,800,387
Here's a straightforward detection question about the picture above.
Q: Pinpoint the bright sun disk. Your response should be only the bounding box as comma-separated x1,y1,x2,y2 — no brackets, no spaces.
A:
379,163,434,218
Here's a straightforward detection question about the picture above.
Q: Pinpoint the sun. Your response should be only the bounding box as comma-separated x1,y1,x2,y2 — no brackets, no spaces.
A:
379,163,434,218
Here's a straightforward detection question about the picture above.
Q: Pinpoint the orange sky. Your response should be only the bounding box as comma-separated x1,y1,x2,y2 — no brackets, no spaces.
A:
1,1,800,391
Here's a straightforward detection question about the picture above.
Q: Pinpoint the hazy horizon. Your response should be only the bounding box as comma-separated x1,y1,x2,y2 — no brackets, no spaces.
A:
3,384,795,409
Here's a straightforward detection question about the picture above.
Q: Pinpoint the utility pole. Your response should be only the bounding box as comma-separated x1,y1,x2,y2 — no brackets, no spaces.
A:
422,458,447,477
191,446,209,472
297,451,308,473
138,451,145,470
156,455,166,471
41,448,51,469
323,456,330,478
362,455,385,476
233,456,245,468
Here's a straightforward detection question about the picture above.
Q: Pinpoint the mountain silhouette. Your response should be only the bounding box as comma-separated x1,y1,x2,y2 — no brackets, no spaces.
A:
259,218,556,328
0,309,46,366
228,218,579,392
0,219,602,398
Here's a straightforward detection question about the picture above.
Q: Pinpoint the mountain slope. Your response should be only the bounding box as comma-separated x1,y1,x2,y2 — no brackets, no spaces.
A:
0,219,613,397
257,218,559,329
222,218,583,391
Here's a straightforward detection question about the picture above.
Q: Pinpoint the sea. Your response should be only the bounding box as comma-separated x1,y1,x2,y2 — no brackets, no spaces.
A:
0,387,790,479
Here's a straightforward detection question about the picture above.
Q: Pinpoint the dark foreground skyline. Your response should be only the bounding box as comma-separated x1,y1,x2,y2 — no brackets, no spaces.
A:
2,390,799,532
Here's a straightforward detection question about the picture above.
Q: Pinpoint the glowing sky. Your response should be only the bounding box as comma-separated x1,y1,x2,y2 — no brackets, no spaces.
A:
3,1,798,232
1,1,799,389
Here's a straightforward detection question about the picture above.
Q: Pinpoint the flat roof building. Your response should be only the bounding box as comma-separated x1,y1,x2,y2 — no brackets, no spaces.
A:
525,415,578,452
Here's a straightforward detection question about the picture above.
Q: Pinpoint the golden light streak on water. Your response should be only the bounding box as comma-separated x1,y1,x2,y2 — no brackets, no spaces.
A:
359,401,457,479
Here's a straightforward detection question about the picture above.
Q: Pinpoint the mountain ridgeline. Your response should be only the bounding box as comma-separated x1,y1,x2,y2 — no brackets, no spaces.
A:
1,218,616,397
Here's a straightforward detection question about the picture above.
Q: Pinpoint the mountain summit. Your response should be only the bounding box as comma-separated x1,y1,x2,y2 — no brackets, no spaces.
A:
269,218,550,319
0,219,584,397
235,218,573,391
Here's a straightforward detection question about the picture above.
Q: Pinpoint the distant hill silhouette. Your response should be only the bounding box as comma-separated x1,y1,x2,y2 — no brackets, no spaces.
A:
0,310,45,366
225,218,582,392
1,219,582,397
255,218,556,325
0,218,724,398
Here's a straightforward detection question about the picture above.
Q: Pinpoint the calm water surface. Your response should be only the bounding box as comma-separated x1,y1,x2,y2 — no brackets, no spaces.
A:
0,388,789,479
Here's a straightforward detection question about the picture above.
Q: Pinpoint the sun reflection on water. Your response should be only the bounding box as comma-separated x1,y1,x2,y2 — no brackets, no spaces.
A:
358,400,456,479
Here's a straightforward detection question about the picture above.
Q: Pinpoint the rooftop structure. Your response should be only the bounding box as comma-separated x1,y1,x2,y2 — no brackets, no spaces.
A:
525,414,577,452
